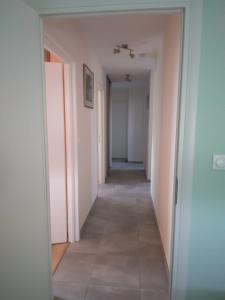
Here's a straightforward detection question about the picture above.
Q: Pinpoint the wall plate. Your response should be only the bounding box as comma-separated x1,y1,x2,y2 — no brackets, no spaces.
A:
213,154,225,170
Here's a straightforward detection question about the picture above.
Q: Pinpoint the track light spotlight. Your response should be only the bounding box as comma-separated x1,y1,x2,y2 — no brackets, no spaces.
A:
121,44,129,49
113,48,120,54
126,74,132,82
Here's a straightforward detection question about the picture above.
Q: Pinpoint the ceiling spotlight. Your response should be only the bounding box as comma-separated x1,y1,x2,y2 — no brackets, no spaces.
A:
129,52,135,59
121,44,129,49
113,43,135,59
126,74,132,82
113,47,120,54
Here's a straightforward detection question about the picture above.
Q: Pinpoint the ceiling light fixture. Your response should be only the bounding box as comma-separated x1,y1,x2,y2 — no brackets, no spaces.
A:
113,43,135,59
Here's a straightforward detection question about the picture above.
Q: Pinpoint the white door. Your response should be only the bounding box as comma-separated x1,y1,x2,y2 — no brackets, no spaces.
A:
45,62,67,244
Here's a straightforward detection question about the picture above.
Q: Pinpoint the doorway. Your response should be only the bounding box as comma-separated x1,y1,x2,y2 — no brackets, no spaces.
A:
43,10,183,300
110,81,149,172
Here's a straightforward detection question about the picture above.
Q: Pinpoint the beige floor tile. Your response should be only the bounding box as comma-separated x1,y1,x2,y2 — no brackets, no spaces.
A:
140,259,168,289
91,253,140,288
53,281,87,300
86,285,140,300
141,289,169,300
53,252,95,284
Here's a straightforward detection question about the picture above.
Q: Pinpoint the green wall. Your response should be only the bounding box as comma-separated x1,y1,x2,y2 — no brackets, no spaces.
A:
187,1,225,299
0,1,52,299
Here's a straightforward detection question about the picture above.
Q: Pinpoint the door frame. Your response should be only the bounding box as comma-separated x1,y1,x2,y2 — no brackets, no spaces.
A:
36,1,203,299
96,83,106,184
44,33,80,243
106,76,112,171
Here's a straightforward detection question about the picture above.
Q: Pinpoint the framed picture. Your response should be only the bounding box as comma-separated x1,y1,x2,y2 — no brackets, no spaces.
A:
83,64,94,109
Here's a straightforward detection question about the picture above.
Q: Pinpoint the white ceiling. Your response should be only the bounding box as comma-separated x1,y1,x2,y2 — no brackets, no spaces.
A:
47,12,177,82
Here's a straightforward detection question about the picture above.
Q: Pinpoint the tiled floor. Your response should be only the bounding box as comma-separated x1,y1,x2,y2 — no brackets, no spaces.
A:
53,170,169,300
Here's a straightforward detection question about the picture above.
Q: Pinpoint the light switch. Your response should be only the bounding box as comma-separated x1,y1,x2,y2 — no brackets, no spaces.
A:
213,154,225,170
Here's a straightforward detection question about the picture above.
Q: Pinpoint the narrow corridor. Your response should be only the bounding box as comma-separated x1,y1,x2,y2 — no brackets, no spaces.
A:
53,170,168,300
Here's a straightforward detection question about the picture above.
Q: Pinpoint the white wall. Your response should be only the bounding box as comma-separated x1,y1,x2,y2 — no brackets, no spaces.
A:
128,83,148,162
111,83,129,159
150,15,182,269
43,19,106,230
150,35,164,222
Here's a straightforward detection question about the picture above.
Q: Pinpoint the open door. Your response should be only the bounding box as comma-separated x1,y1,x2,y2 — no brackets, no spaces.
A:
45,62,67,244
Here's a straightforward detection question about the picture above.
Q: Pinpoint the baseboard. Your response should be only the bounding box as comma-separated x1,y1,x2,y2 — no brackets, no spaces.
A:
112,157,128,162
80,196,98,236
151,196,170,280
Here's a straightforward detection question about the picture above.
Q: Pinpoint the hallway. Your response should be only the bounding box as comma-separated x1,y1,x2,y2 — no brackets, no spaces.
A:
53,170,168,300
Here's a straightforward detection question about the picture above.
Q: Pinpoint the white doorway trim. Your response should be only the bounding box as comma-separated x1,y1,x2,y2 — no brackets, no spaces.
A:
96,83,105,184
44,33,80,242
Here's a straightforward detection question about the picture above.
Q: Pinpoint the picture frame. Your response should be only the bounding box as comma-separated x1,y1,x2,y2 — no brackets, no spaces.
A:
83,64,94,109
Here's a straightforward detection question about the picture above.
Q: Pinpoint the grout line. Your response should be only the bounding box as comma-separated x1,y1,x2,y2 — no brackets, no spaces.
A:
85,282,141,290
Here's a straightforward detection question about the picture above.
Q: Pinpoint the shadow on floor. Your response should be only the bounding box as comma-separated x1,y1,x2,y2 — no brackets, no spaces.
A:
53,169,169,300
